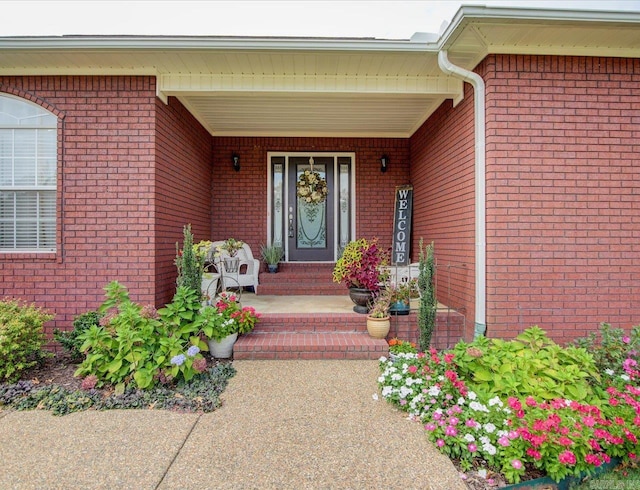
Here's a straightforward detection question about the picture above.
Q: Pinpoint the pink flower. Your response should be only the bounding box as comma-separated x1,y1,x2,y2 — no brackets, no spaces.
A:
466,419,478,428
498,436,510,447
558,450,577,466
582,415,596,427
444,353,455,364
525,396,537,407
526,448,542,460
445,426,458,437
623,336,631,344
511,459,523,470
558,436,573,447
449,417,460,426
408,365,418,374
508,397,522,411
437,439,445,447
468,443,477,453
585,454,602,467
424,423,436,432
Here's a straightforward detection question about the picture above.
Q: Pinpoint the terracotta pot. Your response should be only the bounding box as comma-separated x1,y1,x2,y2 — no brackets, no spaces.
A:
366,316,390,339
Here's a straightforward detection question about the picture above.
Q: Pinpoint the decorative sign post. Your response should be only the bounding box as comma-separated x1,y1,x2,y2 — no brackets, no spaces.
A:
392,185,413,265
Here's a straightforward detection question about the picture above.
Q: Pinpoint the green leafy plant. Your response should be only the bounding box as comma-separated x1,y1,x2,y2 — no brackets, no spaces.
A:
387,338,417,355
74,282,208,393
453,326,599,402
573,323,640,375
0,299,53,382
260,243,284,265
367,287,392,319
332,238,389,292
417,239,436,351
215,237,244,258
54,311,101,362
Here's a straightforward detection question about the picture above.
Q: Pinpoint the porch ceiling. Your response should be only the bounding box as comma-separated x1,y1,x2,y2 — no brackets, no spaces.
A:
0,6,638,138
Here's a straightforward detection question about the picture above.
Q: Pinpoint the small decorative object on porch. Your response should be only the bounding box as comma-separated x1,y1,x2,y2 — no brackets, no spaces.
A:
215,238,244,274
332,238,389,313
389,281,411,315
366,288,392,339
260,243,284,273
198,292,260,358
296,157,328,204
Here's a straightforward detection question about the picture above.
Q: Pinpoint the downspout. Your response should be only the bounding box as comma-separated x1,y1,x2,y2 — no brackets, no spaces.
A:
437,50,486,338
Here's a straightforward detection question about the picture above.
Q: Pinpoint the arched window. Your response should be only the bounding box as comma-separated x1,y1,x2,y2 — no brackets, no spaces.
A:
0,94,57,251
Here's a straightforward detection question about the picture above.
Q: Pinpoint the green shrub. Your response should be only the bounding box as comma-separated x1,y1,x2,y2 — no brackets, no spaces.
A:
0,299,53,383
74,282,209,394
572,322,640,374
452,326,599,402
417,239,436,351
53,311,101,362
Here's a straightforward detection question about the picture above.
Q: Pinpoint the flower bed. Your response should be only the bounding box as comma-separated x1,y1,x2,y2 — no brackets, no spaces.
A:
377,325,640,487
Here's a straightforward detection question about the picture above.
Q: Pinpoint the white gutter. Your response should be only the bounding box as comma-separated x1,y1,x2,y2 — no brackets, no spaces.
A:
437,50,486,338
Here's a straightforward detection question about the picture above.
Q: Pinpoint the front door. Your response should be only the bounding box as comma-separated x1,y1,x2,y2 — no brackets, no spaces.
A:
288,156,334,261
268,153,353,262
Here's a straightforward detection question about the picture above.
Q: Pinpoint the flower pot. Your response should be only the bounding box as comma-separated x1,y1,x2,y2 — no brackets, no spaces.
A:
349,287,374,314
207,332,238,358
389,300,410,316
366,316,390,339
223,257,240,273
267,264,278,273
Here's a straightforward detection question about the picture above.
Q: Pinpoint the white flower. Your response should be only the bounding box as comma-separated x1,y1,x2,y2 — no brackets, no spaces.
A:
379,356,388,362
469,401,489,413
621,374,630,381
483,423,496,433
372,394,379,401
605,368,615,376
488,396,503,407
391,373,402,381
464,434,476,442
457,397,466,405
427,385,441,397
378,376,386,383
483,443,497,456
399,386,413,399
381,386,393,397
467,391,477,400
480,436,490,445
477,469,487,479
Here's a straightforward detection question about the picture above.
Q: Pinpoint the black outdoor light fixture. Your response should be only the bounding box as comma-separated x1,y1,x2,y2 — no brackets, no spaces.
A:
232,154,240,172
380,155,388,173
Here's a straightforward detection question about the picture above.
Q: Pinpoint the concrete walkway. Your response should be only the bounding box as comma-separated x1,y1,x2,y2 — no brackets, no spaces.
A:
0,360,466,490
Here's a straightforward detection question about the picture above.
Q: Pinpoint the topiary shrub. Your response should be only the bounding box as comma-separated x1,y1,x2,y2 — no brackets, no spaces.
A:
0,299,53,382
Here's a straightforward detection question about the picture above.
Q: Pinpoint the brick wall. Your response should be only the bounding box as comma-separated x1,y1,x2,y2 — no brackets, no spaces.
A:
210,137,410,254
0,76,158,337
484,55,640,343
410,83,477,341
155,97,213,305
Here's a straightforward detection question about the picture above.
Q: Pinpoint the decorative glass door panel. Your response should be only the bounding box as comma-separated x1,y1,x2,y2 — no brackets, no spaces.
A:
288,156,334,261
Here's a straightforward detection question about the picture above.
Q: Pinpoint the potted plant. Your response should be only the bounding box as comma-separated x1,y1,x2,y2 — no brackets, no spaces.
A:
332,238,389,313
366,287,392,338
215,238,244,273
388,281,411,316
197,292,260,358
260,243,284,273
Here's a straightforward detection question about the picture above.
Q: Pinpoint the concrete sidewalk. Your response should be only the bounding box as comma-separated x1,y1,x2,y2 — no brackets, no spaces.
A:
0,361,466,490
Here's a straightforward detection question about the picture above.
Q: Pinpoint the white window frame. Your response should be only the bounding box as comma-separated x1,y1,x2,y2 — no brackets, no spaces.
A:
0,94,57,252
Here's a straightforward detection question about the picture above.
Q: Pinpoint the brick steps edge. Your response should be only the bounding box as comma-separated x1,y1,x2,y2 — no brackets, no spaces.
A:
233,331,388,360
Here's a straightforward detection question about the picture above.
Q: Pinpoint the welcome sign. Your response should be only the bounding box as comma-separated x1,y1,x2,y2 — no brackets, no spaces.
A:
392,185,413,265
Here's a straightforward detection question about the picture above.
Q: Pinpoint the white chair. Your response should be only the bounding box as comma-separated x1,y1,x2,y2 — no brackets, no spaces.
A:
208,241,260,293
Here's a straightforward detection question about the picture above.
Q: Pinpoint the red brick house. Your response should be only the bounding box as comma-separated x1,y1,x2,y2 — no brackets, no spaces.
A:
1,6,639,347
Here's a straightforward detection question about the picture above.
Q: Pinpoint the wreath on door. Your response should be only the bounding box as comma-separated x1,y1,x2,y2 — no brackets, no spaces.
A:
296,169,328,204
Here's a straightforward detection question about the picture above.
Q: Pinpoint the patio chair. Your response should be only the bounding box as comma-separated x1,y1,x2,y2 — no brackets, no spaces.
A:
209,241,260,293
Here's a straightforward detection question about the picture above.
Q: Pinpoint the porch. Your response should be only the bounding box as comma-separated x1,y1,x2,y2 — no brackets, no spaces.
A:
234,263,465,360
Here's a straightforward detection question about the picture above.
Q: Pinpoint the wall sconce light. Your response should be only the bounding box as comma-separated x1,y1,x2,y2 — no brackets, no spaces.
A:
232,154,240,172
380,155,388,173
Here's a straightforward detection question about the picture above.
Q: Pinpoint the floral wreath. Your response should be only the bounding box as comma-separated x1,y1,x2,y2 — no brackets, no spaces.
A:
296,169,328,204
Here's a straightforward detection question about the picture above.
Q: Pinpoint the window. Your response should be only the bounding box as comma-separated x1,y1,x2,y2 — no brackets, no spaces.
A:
0,94,57,252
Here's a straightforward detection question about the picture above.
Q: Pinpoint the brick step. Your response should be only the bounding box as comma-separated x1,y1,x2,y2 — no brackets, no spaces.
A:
230,309,466,360
233,332,389,360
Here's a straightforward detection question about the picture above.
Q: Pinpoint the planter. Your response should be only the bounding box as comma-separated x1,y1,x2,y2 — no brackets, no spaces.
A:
267,264,278,273
207,332,238,358
223,257,240,273
366,316,390,339
410,298,420,310
389,300,410,316
502,457,620,489
349,287,374,314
